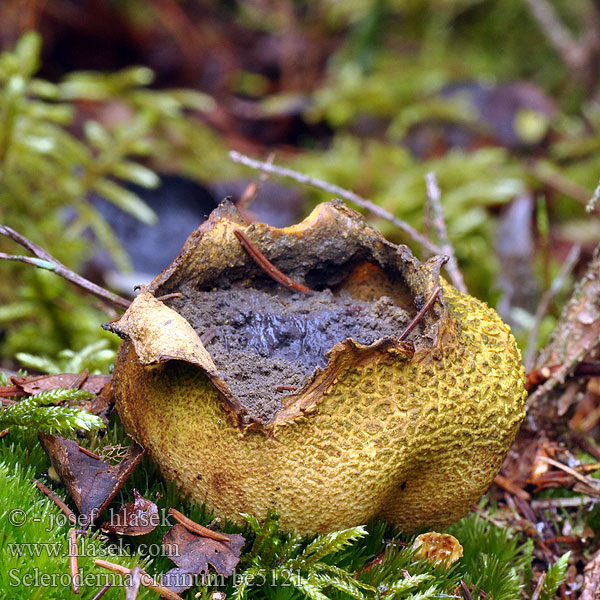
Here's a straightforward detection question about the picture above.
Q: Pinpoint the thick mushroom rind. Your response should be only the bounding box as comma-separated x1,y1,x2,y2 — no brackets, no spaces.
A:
106,201,527,534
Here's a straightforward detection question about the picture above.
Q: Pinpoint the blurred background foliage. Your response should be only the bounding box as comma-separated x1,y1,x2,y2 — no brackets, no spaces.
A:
1,0,599,365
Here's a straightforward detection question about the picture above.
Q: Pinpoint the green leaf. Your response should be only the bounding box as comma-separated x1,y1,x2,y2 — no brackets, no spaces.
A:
15,353,61,375
293,526,368,567
0,388,103,434
168,89,216,112
276,569,329,600
84,120,112,151
111,161,160,188
540,552,570,600
14,31,41,76
93,177,158,225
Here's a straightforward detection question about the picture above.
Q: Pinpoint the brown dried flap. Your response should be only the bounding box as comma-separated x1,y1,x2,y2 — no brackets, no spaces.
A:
104,290,217,371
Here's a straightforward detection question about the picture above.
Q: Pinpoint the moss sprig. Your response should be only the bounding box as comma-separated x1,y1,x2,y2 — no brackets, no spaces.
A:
0,388,104,434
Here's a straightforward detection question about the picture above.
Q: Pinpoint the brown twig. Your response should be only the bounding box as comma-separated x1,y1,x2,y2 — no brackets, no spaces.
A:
573,435,600,462
233,228,314,296
525,243,581,370
526,361,600,391
34,479,77,524
586,179,600,213
424,172,466,292
523,0,600,88
229,152,442,255
90,583,112,600
276,385,297,392
238,152,275,213
78,445,102,460
494,473,531,501
398,286,441,342
538,456,600,492
531,571,547,600
94,559,184,600
0,224,131,310
460,579,474,600
156,293,183,302
69,528,80,594
168,507,231,542
528,246,600,410
70,369,90,391
528,160,594,206
524,0,585,69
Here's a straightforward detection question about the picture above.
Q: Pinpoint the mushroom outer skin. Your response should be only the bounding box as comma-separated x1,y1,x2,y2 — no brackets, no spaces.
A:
107,202,527,534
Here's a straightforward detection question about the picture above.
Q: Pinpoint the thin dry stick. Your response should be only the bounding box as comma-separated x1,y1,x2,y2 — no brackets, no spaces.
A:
0,224,131,310
34,479,77,524
398,286,441,342
424,172,466,292
586,179,600,213
238,151,275,212
524,243,581,370
94,559,183,600
531,496,596,509
126,566,142,600
69,528,80,594
78,445,102,460
229,151,444,257
494,473,531,501
90,583,112,600
233,228,314,295
523,0,585,71
531,571,547,600
537,456,597,487
168,507,231,542
460,579,474,600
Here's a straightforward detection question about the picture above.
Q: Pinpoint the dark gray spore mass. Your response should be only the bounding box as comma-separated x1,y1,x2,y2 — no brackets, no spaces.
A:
170,284,413,423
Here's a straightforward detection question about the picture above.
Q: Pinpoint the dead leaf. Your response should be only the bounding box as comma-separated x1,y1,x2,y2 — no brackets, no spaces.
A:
160,568,197,594
0,372,113,415
39,434,144,525
163,524,245,577
101,489,159,536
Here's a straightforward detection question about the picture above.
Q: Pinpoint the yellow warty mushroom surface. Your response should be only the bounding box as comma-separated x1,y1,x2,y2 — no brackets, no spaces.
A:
108,201,527,534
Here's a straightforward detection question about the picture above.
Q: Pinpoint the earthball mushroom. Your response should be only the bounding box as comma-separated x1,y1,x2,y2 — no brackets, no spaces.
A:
105,200,526,534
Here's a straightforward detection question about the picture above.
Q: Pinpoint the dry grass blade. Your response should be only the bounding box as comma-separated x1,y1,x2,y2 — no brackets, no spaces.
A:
94,559,184,600
531,571,547,600
34,479,77,524
424,172,466,292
